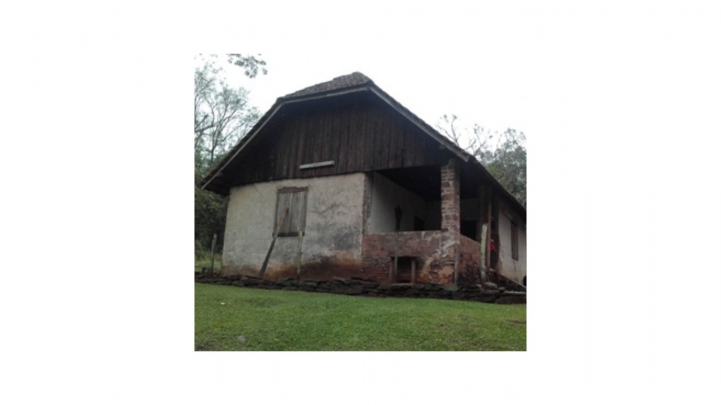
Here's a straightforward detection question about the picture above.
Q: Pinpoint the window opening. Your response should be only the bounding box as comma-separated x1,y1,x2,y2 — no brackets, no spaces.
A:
275,187,308,237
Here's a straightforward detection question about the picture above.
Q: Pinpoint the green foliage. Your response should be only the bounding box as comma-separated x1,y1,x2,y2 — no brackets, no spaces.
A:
194,54,267,251
484,129,527,207
195,283,526,351
194,183,227,251
195,239,206,260
194,55,264,169
195,247,221,273
437,115,527,207
227,53,267,78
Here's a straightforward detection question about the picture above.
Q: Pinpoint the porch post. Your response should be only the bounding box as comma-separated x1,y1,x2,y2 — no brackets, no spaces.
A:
440,158,461,284
478,184,493,275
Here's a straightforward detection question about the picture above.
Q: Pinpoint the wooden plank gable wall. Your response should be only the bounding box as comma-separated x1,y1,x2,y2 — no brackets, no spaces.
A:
225,96,450,188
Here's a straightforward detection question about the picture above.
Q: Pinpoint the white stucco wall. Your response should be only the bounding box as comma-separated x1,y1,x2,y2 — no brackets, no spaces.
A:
222,173,366,278
367,172,439,233
495,198,527,285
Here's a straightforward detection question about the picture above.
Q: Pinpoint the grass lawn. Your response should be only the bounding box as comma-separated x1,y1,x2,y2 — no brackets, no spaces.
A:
194,254,221,273
195,283,526,351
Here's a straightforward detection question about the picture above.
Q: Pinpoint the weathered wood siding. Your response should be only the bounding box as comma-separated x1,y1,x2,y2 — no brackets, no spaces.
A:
225,97,449,187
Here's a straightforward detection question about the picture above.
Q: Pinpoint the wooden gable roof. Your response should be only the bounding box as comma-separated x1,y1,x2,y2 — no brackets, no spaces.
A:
281,72,372,99
200,72,525,219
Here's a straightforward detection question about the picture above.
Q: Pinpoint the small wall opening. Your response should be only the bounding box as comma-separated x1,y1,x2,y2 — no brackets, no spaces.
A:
395,256,417,283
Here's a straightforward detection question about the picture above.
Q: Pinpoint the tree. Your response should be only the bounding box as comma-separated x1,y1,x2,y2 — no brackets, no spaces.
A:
484,129,526,207
436,115,527,207
194,54,265,172
194,54,267,253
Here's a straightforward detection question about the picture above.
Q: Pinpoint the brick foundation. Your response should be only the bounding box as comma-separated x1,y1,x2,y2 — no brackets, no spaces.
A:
361,231,449,284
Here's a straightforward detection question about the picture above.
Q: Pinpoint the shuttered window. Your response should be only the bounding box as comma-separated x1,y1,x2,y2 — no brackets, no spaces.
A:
274,187,308,237
511,221,519,260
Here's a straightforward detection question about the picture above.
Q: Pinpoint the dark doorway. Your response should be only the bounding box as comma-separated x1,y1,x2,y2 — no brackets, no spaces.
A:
394,206,403,232
461,220,477,240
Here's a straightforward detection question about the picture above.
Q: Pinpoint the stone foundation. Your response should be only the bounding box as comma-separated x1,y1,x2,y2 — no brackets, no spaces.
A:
195,273,525,304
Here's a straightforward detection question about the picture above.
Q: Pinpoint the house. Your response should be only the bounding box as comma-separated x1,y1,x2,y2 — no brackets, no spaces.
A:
201,72,526,288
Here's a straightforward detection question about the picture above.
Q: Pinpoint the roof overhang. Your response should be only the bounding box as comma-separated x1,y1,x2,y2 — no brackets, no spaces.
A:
200,86,373,191
200,83,471,191
199,79,525,220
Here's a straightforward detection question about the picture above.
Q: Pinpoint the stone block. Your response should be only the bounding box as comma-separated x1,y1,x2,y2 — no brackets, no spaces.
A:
495,295,526,305
346,286,364,295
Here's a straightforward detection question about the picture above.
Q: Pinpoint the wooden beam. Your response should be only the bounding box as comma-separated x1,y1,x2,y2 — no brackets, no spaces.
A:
259,208,288,279
486,196,492,270
479,224,488,281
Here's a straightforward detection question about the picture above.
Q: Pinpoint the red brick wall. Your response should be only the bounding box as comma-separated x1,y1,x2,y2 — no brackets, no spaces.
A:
361,231,452,284
360,159,463,286
459,235,482,285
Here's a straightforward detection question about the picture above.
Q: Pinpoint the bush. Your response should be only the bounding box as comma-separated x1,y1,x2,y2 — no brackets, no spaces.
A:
195,239,208,260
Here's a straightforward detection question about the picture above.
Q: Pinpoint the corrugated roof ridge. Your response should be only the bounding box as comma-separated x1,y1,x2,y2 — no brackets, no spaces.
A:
282,71,372,99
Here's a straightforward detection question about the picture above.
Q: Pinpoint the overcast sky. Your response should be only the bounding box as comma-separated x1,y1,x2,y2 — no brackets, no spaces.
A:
211,42,537,137
201,2,581,139
198,0,719,153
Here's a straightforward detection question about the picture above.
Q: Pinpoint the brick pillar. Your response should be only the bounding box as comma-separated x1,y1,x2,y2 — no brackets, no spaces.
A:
440,158,460,284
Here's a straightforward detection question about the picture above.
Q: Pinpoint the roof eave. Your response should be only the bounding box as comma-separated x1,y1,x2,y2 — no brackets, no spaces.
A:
199,86,374,193
201,79,511,205
366,86,471,163
467,158,526,219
